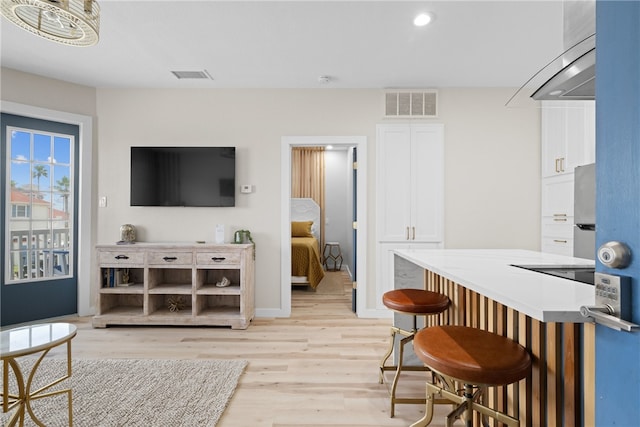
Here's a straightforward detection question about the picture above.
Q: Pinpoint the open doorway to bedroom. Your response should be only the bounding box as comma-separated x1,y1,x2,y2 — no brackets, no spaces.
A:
280,136,367,318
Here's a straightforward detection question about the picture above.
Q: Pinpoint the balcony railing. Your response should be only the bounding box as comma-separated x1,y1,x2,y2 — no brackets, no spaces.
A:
8,228,71,281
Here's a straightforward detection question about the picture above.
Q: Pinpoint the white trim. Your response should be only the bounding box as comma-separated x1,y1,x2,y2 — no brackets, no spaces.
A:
281,136,367,317
1,101,94,317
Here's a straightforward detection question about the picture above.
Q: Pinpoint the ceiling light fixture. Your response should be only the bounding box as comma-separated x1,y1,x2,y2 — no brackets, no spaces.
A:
413,12,434,27
1,0,100,47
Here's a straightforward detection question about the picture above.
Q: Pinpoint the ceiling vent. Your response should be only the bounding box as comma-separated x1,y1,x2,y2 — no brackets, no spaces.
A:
171,70,213,80
384,90,438,118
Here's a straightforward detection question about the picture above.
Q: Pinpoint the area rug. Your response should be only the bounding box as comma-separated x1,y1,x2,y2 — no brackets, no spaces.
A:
314,270,349,295
1,358,247,427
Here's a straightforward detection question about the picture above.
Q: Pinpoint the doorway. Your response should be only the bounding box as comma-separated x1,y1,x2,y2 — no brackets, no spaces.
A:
280,136,367,318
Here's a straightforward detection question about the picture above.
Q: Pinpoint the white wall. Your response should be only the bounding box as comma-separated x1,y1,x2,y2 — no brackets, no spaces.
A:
1,69,542,318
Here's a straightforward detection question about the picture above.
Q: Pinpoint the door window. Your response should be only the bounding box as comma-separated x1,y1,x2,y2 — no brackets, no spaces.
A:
5,126,74,282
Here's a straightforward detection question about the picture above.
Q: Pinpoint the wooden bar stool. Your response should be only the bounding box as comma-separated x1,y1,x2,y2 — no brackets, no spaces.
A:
410,325,532,427
379,288,450,417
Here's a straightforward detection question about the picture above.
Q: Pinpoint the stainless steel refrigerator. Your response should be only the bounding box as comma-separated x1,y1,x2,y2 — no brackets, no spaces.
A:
574,163,596,259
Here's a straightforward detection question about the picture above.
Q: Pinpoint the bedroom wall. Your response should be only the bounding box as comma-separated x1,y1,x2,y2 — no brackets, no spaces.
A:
1,68,541,317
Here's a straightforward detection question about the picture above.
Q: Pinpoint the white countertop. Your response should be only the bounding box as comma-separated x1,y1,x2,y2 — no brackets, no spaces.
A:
394,249,596,323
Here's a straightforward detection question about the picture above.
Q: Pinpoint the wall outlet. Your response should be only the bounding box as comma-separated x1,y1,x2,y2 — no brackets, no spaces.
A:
240,185,253,194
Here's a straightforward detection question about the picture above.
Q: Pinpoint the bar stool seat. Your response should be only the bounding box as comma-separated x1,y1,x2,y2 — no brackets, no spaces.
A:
379,289,450,417
410,325,532,427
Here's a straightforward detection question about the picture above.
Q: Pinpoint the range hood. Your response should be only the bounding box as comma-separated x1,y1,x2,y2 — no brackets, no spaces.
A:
507,1,595,107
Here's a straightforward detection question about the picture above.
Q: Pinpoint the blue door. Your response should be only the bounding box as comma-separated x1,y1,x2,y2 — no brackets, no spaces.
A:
1,113,79,326
351,147,357,313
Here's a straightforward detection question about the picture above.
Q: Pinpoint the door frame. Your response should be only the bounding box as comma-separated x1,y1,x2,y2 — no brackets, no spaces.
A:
1,101,94,317
280,136,367,317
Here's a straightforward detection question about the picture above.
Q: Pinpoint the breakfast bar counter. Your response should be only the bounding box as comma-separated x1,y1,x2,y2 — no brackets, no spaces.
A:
393,249,596,427
395,249,595,323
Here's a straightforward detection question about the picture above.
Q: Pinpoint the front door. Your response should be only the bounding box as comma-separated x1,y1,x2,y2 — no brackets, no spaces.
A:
1,113,79,326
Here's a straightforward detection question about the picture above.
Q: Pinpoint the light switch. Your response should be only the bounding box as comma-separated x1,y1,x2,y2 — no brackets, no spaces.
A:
240,185,253,194
99,196,107,207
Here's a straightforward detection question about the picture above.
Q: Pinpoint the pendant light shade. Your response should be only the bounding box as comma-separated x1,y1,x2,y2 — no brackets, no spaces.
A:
1,0,100,47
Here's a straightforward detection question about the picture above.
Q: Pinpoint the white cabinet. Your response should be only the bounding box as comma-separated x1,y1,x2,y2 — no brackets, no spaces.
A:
541,174,575,256
376,124,444,311
93,243,255,329
541,100,595,177
540,100,595,256
376,124,444,243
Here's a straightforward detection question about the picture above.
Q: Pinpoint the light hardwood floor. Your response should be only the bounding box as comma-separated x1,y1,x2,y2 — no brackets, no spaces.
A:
53,274,450,426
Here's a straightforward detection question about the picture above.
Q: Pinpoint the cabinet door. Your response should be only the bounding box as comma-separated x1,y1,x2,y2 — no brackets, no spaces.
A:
411,125,444,242
564,101,596,173
541,101,596,177
541,174,575,217
541,103,566,177
377,125,412,241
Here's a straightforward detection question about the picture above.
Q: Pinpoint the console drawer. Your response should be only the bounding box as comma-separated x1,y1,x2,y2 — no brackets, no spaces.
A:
98,251,144,265
148,252,193,265
196,252,240,266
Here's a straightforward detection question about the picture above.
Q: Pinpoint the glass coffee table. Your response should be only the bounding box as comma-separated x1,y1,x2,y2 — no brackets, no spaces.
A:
1,322,77,426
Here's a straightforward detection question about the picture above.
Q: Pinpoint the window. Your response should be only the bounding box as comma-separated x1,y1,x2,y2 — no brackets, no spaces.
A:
11,205,30,218
5,126,74,281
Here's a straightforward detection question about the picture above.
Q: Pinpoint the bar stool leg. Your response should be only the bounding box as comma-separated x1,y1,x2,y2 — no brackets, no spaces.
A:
379,326,398,384
379,315,426,417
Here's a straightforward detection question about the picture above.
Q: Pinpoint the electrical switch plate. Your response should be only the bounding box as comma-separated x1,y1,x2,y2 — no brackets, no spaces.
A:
240,185,253,194
99,196,107,207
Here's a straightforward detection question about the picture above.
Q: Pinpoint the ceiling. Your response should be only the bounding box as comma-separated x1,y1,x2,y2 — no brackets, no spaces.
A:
0,0,565,90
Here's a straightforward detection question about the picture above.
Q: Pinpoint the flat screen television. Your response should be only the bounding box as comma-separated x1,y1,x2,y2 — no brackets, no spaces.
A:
130,146,235,207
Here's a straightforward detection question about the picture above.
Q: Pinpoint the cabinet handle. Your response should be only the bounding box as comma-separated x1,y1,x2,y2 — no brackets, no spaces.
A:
406,226,409,240
162,256,178,262
553,213,567,222
553,239,568,244
560,157,565,172
114,255,129,260
555,158,560,173
412,227,416,240
211,257,226,262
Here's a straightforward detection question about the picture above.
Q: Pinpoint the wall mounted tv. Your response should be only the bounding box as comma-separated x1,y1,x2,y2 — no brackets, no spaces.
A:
130,146,235,207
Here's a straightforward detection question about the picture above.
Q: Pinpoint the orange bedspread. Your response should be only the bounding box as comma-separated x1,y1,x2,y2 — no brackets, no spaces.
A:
291,236,325,289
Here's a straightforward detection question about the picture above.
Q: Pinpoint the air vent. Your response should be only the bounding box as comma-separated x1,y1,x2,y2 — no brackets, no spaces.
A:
384,90,438,118
171,70,213,80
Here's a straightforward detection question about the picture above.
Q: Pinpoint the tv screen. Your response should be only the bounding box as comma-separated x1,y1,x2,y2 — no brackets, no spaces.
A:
130,146,235,207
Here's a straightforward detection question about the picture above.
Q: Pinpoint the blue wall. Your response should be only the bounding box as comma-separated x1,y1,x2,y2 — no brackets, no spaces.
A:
595,1,640,425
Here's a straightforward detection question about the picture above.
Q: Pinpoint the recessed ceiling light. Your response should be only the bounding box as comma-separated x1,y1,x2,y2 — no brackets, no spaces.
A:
414,13,434,27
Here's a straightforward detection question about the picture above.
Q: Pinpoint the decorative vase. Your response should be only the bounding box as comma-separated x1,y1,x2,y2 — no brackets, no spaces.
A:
120,224,136,243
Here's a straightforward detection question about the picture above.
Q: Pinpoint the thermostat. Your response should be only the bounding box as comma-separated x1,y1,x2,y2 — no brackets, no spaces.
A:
240,185,254,194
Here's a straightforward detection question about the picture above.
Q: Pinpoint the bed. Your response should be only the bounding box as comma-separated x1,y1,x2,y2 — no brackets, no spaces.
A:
290,198,325,289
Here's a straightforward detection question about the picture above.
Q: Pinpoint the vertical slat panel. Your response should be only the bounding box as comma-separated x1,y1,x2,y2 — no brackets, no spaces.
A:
583,323,596,427
531,319,545,426
496,303,506,417
563,323,580,427
546,322,561,427
507,307,518,419
518,312,532,427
